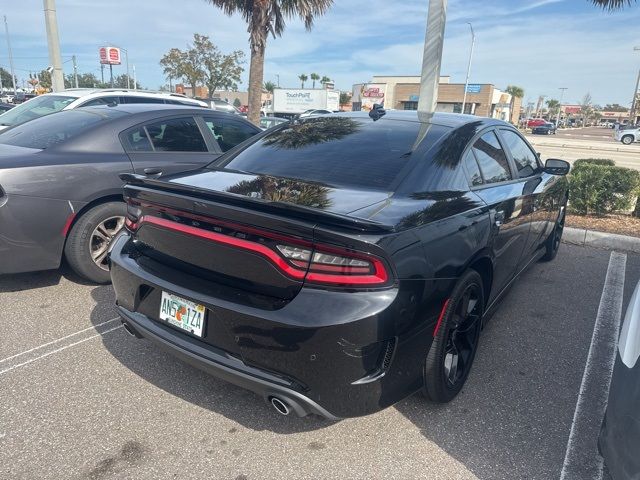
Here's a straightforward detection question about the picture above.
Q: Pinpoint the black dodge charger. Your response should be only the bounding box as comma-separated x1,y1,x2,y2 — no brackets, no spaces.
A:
110,111,570,419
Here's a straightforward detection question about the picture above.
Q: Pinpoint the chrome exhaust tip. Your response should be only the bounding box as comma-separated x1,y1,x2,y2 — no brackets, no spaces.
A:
270,397,290,416
121,321,139,338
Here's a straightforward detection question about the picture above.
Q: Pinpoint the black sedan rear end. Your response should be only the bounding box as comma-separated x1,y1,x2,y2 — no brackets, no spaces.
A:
532,122,557,135
111,112,569,418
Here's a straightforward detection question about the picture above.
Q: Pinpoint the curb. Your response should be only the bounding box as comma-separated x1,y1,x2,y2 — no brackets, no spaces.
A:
563,227,640,253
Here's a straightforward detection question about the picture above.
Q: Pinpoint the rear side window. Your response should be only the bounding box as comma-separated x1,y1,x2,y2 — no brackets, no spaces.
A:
217,117,422,190
145,117,207,152
471,131,512,184
125,127,153,152
500,130,540,178
203,116,257,152
463,150,483,186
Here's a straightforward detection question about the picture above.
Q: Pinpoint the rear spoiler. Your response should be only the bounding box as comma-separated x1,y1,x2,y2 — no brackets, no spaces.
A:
119,173,395,234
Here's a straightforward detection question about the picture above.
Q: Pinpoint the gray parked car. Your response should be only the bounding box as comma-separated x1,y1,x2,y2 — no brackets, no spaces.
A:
0,104,260,283
599,280,640,479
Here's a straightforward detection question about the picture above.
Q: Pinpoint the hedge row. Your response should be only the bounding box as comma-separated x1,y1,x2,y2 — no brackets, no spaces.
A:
569,159,640,216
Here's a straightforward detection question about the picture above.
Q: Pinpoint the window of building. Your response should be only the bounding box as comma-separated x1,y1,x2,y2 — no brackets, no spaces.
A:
403,101,418,111
471,131,512,184
453,103,474,114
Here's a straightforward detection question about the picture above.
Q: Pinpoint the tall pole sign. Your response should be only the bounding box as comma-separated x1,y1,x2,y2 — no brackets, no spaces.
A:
417,0,448,115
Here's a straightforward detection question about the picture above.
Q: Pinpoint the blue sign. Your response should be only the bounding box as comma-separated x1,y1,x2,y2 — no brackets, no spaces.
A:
466,84,482,93
409,95,419,102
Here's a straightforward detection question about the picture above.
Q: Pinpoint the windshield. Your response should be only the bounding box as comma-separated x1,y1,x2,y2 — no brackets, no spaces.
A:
0,108,126,149
0,95,76,127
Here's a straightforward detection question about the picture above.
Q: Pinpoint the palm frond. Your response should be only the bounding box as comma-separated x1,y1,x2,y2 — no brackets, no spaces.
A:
590,0,635,10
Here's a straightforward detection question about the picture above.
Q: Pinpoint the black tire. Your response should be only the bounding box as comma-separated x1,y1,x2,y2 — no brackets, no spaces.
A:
423,269,484,403
541,206,566,262
621,135,634,145
64,201,126,284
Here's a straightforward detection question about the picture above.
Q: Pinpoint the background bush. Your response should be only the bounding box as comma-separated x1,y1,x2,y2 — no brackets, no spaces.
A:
573,158,616,168
569,160,640,215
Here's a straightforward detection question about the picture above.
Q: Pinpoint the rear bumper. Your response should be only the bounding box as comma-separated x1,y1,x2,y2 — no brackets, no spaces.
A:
117,305,339,419
110,234,432,418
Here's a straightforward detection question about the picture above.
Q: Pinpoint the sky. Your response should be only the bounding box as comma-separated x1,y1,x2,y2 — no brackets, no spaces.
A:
1,0,639,107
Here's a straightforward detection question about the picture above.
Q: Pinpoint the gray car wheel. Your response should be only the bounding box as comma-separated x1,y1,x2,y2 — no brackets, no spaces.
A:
621,135,634,145
64,201,126,284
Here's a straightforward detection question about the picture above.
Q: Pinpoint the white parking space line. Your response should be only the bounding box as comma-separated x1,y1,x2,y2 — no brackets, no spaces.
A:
0,325,123,376
560,251,627,480
0,317,120,364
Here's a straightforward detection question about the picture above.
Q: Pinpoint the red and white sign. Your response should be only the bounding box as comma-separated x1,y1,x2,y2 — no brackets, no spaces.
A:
99,47,121,65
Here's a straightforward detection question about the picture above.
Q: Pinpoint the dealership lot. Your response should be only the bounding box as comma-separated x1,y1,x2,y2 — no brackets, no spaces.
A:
1,244,639,480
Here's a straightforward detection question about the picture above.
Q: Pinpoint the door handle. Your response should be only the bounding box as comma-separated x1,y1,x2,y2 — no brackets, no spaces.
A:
494,210,505,227
143,167,163,176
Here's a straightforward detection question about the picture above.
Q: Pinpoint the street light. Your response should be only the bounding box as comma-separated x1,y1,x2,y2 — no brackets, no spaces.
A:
631,46,640,125
556,87,568,128
461,22,475,115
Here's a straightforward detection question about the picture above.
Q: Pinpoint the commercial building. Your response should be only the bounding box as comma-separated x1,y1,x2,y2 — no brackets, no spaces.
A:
352,75,521,124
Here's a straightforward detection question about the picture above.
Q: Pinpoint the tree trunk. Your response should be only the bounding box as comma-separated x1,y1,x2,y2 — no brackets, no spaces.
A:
247,46,265,126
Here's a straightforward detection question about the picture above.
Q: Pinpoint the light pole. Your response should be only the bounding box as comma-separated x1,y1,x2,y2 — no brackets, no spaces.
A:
43,0,65,92
276,74,280,88
3,16,17,94
631,46,640,125
556,87,567,128
417,0,447,114
461,22,475,115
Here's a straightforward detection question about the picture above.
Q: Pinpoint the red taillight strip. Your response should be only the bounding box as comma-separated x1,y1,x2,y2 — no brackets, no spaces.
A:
433,299,450,337
133,215,390,286
137,216,306,279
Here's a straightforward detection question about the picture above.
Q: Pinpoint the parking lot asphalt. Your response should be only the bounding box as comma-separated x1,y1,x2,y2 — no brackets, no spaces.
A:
1,243,639,480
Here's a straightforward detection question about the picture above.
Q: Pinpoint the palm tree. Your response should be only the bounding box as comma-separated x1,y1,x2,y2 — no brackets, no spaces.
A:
320,75,331,86
590,0,635,8
205,0,334,126
263,81,276,94
299,74,308,88
546,99,560,119
310,73,320,88
505,85,524,125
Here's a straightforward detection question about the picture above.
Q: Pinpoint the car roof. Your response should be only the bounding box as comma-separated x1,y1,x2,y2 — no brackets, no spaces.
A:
39,89,203,102
332,110,510,129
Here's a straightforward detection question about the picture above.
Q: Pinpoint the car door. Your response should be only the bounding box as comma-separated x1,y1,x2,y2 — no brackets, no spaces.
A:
122,115,220,177
497,128,558,259
465,130,534,302
201,114,260,153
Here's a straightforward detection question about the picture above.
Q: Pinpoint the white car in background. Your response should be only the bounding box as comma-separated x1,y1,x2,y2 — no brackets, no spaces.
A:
615,127,639,145
0,89,208,132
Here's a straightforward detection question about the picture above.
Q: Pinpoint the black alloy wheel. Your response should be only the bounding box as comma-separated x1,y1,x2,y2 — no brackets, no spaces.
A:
423,269,484,403
541,206,566,262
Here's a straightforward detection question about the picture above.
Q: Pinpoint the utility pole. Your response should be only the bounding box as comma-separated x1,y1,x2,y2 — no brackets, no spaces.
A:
109,64,114,87
461,22,475,115
100,64,104,85
43,0,65,92
72,55,78,88
417,0,447,114
276,74,280,88
4,16,17,94
556,87,567,128
133,65,137,90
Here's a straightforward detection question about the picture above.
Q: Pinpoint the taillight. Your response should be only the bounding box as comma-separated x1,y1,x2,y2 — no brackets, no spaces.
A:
129,212,392,288
276,243,389,286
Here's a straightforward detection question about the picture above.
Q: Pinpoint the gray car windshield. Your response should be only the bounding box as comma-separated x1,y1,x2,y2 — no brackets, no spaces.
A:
0,108,127,150
0,95,76,127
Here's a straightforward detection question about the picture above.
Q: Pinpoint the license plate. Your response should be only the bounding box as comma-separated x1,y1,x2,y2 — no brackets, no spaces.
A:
159,291,206,338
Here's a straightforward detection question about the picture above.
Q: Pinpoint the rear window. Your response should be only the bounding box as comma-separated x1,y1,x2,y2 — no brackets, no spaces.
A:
217,117,422,190
0,109,126,149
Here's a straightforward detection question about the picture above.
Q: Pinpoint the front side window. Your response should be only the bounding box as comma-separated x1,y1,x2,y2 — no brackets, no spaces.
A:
79,96,120,107
144,117,207,152
500,130,540,178
472,131,512,184
203,116,257,152
0,95,76,127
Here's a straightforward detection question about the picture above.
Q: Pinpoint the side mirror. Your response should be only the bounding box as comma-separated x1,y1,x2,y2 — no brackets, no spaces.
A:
545,158,570,176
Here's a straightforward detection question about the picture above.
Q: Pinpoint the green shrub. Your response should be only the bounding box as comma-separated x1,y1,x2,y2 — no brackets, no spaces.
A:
634,197,640,218
573,158,616,168
569,163,640,215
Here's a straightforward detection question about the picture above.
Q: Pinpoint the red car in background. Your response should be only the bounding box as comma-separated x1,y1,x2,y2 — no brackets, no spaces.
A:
527,118,547,128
